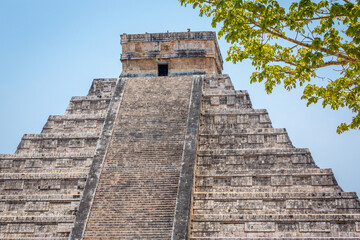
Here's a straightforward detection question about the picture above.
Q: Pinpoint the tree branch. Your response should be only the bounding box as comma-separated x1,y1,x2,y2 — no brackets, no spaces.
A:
289,15,346,21
273,59,347,68
343,0,355,5
261,25,357,63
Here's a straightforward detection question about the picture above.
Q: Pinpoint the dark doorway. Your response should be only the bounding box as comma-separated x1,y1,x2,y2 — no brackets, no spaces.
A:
158,64,168,76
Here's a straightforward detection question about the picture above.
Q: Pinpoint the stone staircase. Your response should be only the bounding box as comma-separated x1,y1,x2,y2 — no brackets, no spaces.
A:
0,78,117,239
82,76,195,239
189,74,360,239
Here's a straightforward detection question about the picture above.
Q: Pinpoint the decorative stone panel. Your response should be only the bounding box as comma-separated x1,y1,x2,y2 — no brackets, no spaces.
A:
244,222,275,232
231,176,252,186
299,222,331,232
25,202,50,212
4,180,24,190
271,176,293,186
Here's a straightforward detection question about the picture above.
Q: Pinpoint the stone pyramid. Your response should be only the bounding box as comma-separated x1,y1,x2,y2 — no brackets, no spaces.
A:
0,31,359,240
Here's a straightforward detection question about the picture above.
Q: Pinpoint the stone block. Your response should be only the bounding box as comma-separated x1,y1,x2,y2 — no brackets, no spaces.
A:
237,200,263,209
56,158,73,168
18,140,30,149
286,200,310,209
210,96,220,105
277,134,289,143
227,96,235,105
253,177,271,186
7,202,25,212
0,202,4,211
336,199,360,209
64,120,76,128
203,115,212,124
197,177,214,187
7,224,35,233
271,176,293,186
299,222,331,232
237,114,248,124
277,223,297,232
39,180,61,190
4,180,24,190
265,135,277,144
335,222,356,232
0,160,12,168
219,97,227,104
311,175,334,186
69,139,84,148
224,78,233,87
259,114,270,123
249,115,260,125
57,223,73,233
227,115,237,124
77,179,86,189
42,139,57,148
248,135,264,144
312,200,335,210
25,202,50,212
244,222,275,232
258,155,275,165
81,101,90,109
263,200,278,210
192,222,220,232
100,100,110,109
198,157,211,165
25,159,42,168
356,222,360,232
0,224,6,235
85,120,97,128
236,136,248,144
219,136,234,145
231,176,252,186
226,156,244,165
293,176,311,185
195,200,214,209
292,154,310,164
214,115,227,124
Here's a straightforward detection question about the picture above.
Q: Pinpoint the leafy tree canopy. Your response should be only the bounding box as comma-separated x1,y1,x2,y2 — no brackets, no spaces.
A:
179,0,360,133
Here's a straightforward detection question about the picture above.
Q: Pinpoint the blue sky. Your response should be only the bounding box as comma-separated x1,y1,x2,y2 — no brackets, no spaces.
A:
0,0,359,194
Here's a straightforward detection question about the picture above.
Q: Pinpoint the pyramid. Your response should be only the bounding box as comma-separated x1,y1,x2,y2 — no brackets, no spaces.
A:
0,31,360,240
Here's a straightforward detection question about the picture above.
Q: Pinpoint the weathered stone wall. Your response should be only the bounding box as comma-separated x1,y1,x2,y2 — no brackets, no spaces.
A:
82,76,194,239
189,74,360,239
121,57,219,77
0,78,117,239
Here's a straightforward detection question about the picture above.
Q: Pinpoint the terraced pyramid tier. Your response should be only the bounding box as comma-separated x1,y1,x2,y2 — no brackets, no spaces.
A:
0,78,118,239
188,74,360,239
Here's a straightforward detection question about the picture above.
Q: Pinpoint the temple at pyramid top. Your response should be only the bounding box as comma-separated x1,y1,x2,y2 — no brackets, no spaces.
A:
120,31,223,77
